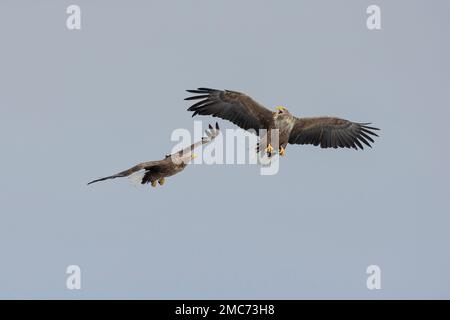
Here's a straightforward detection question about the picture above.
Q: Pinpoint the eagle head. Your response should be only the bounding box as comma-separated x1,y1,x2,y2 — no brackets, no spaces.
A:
275,106,290,116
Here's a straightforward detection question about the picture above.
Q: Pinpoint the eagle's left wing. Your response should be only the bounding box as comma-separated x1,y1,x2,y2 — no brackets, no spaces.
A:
288,117,379,150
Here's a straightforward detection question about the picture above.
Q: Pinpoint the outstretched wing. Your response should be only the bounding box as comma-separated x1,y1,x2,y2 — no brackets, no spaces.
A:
87,160,165,185
185,88,274,134
288,117,379,150
174,122,221,157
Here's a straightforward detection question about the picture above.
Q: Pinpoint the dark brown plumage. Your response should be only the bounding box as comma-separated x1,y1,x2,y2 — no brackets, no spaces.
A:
288,117,378,150
87,123,220,187
186,88,379,155
186,88,274,134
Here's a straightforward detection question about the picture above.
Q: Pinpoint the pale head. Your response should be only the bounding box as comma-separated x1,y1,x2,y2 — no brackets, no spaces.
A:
275,106,291,116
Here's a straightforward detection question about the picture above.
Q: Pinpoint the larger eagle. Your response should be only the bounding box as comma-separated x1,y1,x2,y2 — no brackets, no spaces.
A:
186,88,379,156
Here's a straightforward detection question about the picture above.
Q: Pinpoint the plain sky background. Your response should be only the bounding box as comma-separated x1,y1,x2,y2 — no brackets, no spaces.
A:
0,0,449,299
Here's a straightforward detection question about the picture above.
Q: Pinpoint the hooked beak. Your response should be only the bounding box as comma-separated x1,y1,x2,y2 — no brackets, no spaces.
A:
275,106,285,114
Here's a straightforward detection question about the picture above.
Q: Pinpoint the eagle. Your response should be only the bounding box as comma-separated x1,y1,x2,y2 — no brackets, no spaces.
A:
87,123,220,187
185,88,379,156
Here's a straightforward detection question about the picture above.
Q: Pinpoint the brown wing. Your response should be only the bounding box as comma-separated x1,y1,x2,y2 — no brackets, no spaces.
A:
174,122,221,157
87,160,166,185
185,88,274,134
288,117,379,150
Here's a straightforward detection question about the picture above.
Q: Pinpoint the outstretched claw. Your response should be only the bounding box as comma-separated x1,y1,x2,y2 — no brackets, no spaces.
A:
279,146,286,156
151,181,157,187
265,144,274,157
158,178,165,186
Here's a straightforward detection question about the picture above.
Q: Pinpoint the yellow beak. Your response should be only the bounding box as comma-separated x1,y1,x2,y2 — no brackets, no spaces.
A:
275,106,286,111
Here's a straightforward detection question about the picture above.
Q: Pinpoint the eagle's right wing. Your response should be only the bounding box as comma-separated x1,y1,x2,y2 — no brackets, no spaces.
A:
185,88,274,135
87,160,164,185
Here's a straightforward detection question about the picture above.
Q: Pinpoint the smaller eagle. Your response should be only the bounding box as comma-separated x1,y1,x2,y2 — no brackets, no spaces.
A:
186,88,379,157
87,123,220,187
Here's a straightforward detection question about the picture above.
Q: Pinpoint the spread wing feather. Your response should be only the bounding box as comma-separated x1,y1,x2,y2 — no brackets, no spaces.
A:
185,88,274,135
288,117,379,150
86,160,166,185
174,122,220,157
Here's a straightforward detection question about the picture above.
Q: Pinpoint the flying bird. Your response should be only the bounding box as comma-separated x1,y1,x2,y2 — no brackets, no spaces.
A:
185,88,379,156
87,123,220,187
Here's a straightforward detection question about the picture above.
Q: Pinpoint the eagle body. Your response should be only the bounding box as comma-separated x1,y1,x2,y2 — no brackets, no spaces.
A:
87,123,220,187
272,111,296,149
139,159,187,185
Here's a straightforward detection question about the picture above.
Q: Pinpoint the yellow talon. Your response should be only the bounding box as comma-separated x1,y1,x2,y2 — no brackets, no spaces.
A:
158,178,165,186
151,181,157,187
279,146,286,156
265,144,274,156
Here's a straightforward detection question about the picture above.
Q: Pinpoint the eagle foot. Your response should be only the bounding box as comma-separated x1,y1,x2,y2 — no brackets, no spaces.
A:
151,181,157,187
158,178,165,186
265,144,274,157
279,146,286,156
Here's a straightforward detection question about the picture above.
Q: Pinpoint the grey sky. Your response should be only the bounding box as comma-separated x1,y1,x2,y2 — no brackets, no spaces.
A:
0,0,449,299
